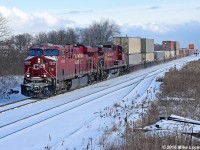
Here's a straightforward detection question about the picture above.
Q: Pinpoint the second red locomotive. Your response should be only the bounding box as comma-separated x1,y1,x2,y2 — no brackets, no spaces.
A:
21,44,127,97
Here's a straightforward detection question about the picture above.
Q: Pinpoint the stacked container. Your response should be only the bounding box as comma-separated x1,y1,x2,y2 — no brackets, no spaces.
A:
188,44,195,55
113,37,141,54
180,48,195,56
154,51,165,61
128,54,142,65
162,41,173,59
113,37,155,66
179,49,185,56
113,37,142,66
175,41,180,56
189,44,194,49
189,49,195,54
170,51,175,57
162,40,179,58
165,51,171,58
141,38,154,62
162,41,174,51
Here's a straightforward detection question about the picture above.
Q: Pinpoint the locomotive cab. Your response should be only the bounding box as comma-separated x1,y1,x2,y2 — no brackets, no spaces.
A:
21,46,58,97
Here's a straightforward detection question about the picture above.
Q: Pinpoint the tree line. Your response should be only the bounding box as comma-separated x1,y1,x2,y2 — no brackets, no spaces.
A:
0,16,120,51
0,15,162,75
0,16,120,75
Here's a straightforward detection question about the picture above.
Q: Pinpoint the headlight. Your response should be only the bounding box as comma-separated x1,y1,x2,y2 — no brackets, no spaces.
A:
26,74,30,77
43,74,47,78
38,58,41,63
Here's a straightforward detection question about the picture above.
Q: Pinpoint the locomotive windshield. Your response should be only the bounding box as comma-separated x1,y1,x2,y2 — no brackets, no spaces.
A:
29,49,43,56
44,49,59,56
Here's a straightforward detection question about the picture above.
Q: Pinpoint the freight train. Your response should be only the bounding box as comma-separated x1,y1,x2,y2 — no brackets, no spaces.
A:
21,37,196,98
21,44,128,97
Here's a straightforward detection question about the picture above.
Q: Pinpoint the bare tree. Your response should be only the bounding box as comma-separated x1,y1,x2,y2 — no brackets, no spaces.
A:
0,15,10,41
78,28,90,45
34,28,78,45
80,19,120,46
35,32,48,44
31,19,119,46
57,28,66,45
154,44,163,51
47,30,57,44
13,33,33,50
65,28,78,44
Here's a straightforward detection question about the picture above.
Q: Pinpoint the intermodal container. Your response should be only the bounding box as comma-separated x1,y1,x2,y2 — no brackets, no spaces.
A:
128,53,142,65
175,50,179,56
189,49,195,54
179,49,185,55
162,41,174,51
141,38,154,53
185,49,189,55
141,52,154,62
175,41,180,51
154,51,165,60
165,51,171,59
170,51,175,57
113,37,141,54
189,44,194,49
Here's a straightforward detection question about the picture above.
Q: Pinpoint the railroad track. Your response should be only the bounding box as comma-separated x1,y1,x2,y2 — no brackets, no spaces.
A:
0,65,171,140
0,59,178,115
0,98,40,113
0,72,144,114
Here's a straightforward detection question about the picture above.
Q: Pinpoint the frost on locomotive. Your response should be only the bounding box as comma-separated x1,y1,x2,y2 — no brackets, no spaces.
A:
21,44,127,97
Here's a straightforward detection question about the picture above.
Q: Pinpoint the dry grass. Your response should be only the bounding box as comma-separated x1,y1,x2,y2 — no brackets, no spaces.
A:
161,60,200,99
102,60,200,150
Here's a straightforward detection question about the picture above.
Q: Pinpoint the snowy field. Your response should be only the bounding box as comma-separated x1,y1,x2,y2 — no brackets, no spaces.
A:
0,55,199,150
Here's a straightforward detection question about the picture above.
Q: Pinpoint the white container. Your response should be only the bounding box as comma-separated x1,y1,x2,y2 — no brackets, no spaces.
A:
175,41,180,51
128,53,142,65
175,50,179,56
141,38,154,53
165,51,171,59
141,52,154,62
154,51,165,60
113,37,141,54
170,51,175,57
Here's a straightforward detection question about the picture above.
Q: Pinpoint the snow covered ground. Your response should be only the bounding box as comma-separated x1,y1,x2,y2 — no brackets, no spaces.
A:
0,76,28,105
0,55,199,150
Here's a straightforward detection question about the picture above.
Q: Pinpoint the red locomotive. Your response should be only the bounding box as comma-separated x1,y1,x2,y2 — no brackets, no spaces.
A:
21,44,127,97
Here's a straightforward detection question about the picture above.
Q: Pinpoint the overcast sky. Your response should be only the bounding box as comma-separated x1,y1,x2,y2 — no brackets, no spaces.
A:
0,0,200,47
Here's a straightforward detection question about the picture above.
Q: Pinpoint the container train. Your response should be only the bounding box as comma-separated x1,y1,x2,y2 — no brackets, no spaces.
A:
21,37,196,98
21,44,128,97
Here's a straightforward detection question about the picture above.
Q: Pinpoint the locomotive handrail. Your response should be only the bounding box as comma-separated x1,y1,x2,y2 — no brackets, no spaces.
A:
43,67,56,79
25,67,32,75
24,66,56,79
